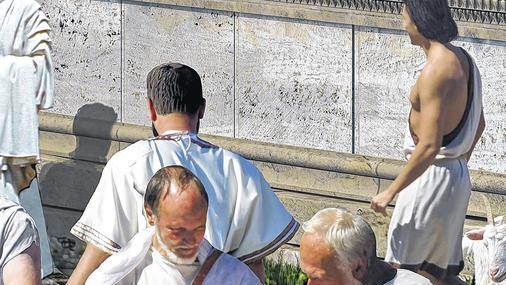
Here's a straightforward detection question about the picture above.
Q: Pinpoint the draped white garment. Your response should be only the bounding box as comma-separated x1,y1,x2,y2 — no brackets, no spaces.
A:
383,269,431,285
0,0,54,159
0,198,39,285
86,227,261,285
0,0,54,277
72,131,298,263
386,50,483,277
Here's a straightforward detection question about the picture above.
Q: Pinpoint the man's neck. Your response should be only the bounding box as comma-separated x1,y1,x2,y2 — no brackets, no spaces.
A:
362,260,397,285
153,114,198,135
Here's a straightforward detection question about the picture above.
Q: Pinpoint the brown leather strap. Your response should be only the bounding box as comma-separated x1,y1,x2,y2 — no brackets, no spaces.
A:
192,249,223,285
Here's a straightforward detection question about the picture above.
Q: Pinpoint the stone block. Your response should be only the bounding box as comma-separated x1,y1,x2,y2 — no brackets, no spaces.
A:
38,0,121,119
122,3,235,136
456,39,506,173
235,15,353,152
43,206,84,274
39,156,105,211
354,27,424,160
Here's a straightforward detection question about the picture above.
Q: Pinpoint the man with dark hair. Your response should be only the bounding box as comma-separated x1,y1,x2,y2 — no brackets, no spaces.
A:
371,2,485,285
68,63,298,285
86,166,260,285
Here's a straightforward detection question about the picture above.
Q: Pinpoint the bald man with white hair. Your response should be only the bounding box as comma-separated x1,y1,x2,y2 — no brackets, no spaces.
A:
300,208,431,285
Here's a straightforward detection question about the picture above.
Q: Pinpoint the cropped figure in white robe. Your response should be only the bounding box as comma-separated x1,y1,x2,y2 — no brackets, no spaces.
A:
68,63,298,285
0,197,41,285
86,166,260,285
0,0,54,278
300,208,431,285
370,2,485,285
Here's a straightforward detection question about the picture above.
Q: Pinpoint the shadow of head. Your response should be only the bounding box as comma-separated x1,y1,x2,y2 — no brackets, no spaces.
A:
71,103,118,160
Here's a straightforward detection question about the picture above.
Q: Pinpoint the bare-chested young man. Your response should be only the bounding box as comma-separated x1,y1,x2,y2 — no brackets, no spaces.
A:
371,1,486,285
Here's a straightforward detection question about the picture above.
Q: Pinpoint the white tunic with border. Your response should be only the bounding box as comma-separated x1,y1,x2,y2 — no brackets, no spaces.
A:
72,131,299,263
86,227,261,285
385,49,483,278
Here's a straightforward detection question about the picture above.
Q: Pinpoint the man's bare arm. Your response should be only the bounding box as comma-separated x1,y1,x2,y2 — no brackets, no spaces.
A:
372,65,448,213
465,110,485,161
67,243,111,285
3,243,40,285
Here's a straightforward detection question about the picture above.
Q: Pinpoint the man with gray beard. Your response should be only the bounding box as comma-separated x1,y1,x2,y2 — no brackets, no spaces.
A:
86,166,260,285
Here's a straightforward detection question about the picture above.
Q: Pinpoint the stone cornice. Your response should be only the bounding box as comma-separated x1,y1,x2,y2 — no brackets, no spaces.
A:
125,0,505,41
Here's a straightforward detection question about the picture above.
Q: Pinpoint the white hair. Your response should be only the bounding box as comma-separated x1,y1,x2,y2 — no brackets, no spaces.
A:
303,208,377,265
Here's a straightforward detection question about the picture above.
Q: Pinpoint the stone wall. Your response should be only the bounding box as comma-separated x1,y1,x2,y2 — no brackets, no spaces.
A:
38,0,506,173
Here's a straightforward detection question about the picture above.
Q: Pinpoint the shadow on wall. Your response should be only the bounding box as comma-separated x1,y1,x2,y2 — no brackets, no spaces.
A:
39,103,117,275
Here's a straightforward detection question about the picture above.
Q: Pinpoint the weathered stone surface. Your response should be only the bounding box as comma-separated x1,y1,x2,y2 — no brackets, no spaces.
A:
236,16,353,152
456,38,506,173
43,206,84,275
122,3,235,136
354,27,424,160
38,0,121,120
39,155,105,211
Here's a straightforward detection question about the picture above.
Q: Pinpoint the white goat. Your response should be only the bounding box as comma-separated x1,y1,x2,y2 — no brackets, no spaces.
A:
462,194,506,285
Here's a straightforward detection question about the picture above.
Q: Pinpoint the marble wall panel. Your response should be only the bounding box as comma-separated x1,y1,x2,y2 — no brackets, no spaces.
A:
122,4,235,136
236,15,353,152
39,0,121,120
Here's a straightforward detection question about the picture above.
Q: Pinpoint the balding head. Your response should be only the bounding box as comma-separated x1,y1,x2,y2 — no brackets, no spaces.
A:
144,165,208,217
144,166,208,261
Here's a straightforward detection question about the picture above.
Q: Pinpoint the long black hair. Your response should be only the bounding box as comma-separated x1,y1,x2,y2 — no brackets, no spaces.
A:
404,0,458,43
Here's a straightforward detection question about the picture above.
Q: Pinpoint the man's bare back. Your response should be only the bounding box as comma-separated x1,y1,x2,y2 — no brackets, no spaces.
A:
408,44,471,144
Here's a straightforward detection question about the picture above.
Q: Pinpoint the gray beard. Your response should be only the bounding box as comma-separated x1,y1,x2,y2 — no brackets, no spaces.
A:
153,224,199,265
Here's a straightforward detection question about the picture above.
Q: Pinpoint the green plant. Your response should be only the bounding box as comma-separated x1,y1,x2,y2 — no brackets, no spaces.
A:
265,259,307,285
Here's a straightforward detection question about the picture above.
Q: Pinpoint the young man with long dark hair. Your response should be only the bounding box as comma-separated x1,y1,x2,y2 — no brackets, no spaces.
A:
371,2,486,285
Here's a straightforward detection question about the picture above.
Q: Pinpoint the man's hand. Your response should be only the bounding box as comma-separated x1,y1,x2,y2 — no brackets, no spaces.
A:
371,190,395,216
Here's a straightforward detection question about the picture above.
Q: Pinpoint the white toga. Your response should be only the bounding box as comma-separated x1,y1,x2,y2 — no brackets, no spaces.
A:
385,49,483,278
0,0,54,277
86,227,261,285
72,131,299,263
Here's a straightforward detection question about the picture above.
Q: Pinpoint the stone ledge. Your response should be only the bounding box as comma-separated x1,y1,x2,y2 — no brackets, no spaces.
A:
39,112,506,196
126,0,506,41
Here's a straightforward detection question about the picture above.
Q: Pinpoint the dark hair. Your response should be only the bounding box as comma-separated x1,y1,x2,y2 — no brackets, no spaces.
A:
144,165,208,216
146,63,204,115
404,0,458,43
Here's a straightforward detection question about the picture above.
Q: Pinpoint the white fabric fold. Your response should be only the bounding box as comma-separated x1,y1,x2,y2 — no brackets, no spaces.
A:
86,227,156,285
0,0,54,158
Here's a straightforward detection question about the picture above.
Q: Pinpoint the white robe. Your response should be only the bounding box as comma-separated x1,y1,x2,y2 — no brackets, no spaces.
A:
0,198,40,285
72,131,298,263
0,0,54,277
0,0,54,159
385,49,483,278
383,269,432,285
86,227,261,285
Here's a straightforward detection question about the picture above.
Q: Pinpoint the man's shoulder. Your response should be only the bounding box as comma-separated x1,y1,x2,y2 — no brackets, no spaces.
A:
106,140,155,169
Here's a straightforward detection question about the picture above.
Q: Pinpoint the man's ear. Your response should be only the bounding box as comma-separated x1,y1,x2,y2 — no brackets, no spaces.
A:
351,256,368,281
147,98,157,122
144,203,155,226
198,99,206,119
